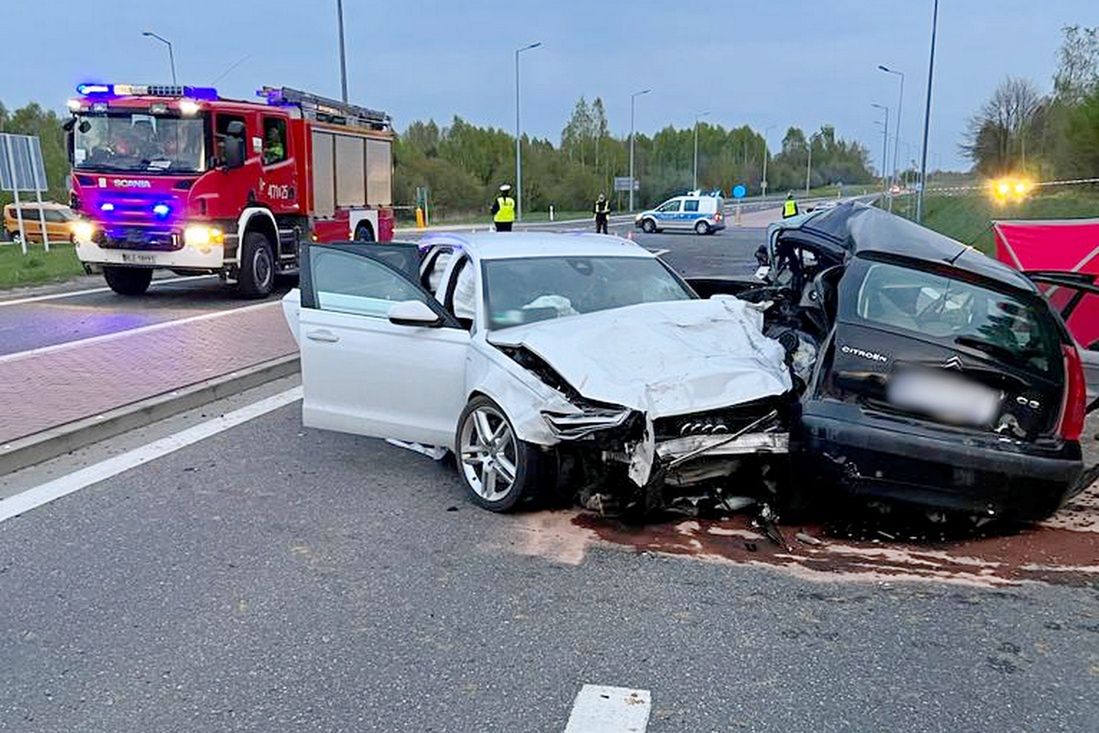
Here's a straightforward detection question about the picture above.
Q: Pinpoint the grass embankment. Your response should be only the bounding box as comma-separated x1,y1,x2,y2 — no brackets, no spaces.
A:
0,243,84,289
918,189,1099,255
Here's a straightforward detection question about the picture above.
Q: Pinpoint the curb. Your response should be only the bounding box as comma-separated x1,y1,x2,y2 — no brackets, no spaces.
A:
0,354,300,476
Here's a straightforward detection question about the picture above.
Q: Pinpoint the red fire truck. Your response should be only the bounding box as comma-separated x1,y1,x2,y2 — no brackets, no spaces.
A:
65,84,395,297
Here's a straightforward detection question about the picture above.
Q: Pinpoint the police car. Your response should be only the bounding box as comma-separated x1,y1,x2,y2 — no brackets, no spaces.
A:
635,193,725,235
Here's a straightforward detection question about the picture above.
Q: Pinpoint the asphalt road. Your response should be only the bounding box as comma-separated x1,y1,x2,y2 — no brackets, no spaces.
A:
1,391,1096,732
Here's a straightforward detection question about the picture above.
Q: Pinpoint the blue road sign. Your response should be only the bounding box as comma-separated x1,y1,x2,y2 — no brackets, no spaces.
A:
732,184,747,199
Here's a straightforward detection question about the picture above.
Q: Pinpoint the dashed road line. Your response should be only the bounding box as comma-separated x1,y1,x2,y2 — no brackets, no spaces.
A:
0,387,302,524
564,685,651,733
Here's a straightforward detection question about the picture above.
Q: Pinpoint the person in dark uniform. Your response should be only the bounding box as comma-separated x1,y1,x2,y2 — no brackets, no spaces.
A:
594,193,611,234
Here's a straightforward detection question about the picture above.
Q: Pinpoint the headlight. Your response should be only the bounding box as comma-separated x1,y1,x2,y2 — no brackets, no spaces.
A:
184,225,224,251
542,408,633,439
72,221,96,244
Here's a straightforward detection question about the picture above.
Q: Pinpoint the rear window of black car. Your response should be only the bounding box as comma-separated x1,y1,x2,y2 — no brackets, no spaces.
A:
843,260,1062,377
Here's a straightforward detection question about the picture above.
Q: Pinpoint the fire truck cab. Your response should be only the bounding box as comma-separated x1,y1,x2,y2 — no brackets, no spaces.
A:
65,83,394,297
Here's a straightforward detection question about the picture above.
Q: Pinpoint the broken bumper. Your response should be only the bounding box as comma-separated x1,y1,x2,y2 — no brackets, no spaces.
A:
801,401,1084,520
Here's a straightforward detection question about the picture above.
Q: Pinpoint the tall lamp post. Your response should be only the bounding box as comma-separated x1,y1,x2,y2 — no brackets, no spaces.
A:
871,103,890,194
692,111,709,190
805,131,821,196
141,32,177,85
514,41,542,222
629,89,651,212
336,0,349,102
917,0,939,223
878,64,905,211
761,124,776,198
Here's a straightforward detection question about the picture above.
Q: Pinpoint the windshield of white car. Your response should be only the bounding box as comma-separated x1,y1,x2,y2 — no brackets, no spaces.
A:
73,113,206,173
483,256,694,330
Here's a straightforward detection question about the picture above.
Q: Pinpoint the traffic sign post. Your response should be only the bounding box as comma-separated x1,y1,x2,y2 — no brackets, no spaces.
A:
732,184,747,226
0,133,50,254
614,176,640,192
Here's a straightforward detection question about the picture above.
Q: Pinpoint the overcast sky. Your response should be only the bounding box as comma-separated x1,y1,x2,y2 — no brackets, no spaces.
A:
4,0,1094,170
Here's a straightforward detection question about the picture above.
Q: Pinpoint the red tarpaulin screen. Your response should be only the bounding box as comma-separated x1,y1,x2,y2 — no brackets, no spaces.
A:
994,218,1099,348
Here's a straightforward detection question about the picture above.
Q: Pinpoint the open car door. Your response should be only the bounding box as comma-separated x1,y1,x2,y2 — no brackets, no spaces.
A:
1025,271,1099,413
297,242,471,446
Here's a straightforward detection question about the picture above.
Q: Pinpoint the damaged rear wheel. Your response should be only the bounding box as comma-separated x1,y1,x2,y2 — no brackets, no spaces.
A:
456,396,551,512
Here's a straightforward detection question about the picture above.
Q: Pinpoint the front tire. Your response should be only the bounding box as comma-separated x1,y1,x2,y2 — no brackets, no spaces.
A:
695,220,711,235
10,231,23,246
237,231,275,299
103,266,153,296
641,218,657,234
456,396,550,512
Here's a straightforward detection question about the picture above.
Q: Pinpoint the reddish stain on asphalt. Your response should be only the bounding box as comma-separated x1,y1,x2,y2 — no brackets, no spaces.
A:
572,483,1099,588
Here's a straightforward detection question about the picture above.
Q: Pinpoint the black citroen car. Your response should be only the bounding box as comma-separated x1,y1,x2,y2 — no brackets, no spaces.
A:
714,202,1091,521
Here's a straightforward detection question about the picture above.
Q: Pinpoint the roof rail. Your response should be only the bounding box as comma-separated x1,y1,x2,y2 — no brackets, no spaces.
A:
257,86,391,130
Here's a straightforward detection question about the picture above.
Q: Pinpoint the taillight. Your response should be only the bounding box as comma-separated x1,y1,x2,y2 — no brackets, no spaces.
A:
1057,343,1087,441
714,212,723,221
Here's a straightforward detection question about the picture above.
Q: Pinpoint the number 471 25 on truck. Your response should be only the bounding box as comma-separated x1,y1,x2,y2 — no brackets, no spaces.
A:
64,83,395,298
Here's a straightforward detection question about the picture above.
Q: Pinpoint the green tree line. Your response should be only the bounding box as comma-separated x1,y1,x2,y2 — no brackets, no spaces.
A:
395,97,876,217
962,25,1099,180
0,102,70,206
0,95,876,218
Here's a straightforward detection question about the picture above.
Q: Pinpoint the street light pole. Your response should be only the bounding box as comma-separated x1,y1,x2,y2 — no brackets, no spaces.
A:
693,111,709,190
761,124,776,198
141,32,177,85
336,0,349,102
805,132,820,196
871,103,890,194
917,0,939,223
629,89,651,212
878,65,905,211
514,42,542,222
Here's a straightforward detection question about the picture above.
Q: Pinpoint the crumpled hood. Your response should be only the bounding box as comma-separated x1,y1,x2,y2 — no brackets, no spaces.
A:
488,297,792,417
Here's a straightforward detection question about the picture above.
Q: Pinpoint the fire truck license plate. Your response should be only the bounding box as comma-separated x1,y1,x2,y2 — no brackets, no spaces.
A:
121,253,156,265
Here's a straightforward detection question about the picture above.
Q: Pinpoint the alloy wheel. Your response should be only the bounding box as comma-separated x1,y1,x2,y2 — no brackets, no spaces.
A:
459,405,518,502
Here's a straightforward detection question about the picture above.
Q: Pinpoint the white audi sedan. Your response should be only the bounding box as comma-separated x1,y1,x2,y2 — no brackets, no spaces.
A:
282,232,793,513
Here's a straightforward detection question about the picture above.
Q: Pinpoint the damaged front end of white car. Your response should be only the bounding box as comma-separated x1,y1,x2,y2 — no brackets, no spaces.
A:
487,297,795,516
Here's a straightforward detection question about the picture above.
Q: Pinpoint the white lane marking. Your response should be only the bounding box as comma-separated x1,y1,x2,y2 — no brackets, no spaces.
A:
0,300,280,365
0,387,302,524
0,274,219,308
564,685,651,733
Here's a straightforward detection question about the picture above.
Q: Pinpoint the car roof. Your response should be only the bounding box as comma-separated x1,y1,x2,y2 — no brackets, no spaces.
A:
410,231,657,260
775,201,1038,293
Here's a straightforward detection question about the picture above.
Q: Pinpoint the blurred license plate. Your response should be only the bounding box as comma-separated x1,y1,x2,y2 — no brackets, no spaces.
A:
887,370,1000,426
121,252,156,264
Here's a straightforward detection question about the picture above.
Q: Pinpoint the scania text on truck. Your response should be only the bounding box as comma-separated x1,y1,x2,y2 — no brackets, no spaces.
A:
65,84,395,297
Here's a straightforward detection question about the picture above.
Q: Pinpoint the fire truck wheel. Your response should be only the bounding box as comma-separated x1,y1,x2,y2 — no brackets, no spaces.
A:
103,266,153,296
237,231,275,298
354,223,375,242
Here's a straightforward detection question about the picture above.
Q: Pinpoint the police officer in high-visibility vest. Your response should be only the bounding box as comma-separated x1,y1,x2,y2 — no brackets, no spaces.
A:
782,191,800,219
593,193,611,234
492,184,516,232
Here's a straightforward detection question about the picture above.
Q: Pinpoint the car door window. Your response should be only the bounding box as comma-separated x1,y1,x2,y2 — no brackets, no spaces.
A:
301,242,461,327
683,200,700,213
656,200,681,213
311,248,426,318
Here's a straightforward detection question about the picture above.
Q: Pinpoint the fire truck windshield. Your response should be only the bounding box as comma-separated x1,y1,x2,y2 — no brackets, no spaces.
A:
73,113,206,174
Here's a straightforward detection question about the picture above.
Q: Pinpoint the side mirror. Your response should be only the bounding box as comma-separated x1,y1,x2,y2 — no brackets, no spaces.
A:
388,300,443,328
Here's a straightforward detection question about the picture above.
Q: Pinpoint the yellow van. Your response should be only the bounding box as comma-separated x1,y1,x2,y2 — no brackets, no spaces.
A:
3,203,79,244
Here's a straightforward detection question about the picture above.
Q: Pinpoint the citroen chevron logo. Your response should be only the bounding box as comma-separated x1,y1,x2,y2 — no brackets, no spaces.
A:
943,356,964,370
